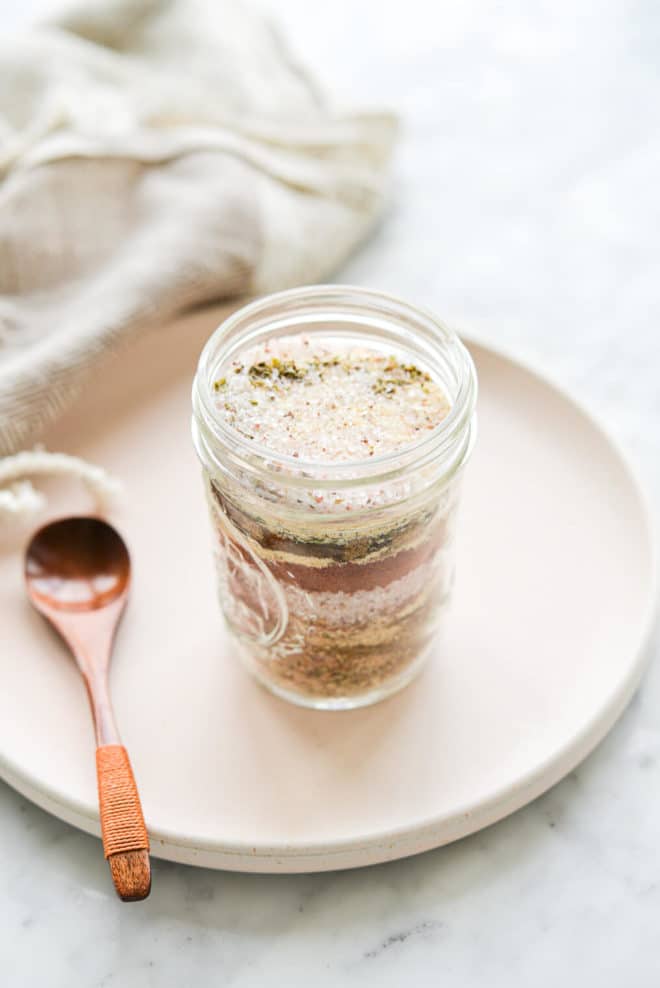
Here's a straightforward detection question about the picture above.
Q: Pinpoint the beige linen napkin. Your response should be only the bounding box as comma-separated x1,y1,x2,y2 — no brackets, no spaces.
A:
0,0,396,513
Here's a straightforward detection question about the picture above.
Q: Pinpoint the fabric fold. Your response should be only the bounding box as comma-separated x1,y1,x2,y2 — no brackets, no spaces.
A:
0,0,397,455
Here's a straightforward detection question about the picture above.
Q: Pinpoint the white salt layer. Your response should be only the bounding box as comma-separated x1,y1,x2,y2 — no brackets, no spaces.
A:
213,335,451,465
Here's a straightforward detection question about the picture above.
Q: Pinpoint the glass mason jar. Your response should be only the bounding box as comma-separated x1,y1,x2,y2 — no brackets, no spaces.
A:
192,286,477,709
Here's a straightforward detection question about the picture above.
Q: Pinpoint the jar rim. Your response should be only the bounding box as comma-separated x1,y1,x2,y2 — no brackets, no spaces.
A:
192,285,478,490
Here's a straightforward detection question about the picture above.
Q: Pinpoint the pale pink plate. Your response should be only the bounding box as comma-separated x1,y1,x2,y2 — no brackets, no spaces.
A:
0,305,656,872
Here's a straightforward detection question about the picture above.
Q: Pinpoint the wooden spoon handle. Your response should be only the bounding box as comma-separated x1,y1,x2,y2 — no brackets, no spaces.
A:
96,744,151,901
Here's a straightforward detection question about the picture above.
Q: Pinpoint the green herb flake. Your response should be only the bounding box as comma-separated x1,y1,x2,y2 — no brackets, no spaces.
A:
403,363,430,381
277,360,307,381
249,361,272,380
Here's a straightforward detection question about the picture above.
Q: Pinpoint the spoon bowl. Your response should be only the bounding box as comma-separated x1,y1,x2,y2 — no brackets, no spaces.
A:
26,516,129,611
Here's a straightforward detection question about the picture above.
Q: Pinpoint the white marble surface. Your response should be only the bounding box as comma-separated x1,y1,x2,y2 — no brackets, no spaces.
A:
2,1,660,984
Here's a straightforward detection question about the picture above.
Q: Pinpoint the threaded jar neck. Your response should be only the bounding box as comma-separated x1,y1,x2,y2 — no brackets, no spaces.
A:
192,285,477,500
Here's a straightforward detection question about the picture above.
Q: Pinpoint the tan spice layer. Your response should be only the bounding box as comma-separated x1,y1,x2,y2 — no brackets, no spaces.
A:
241,578,445,699
213,336,451,467
210,482,451,563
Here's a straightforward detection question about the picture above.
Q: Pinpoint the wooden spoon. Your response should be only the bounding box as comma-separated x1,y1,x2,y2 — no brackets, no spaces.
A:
25,516,151,902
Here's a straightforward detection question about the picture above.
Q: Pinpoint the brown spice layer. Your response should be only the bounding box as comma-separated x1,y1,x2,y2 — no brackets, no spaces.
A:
266,535,444,593
214,505,448,594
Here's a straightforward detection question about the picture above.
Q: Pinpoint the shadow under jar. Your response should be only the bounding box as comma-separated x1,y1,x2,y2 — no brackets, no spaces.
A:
192,286,477,710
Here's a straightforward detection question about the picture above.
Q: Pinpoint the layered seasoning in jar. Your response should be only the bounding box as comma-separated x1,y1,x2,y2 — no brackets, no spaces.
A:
192,286,477,709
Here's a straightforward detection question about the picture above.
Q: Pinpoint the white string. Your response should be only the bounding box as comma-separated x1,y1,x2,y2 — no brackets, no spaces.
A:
0,449,121,522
